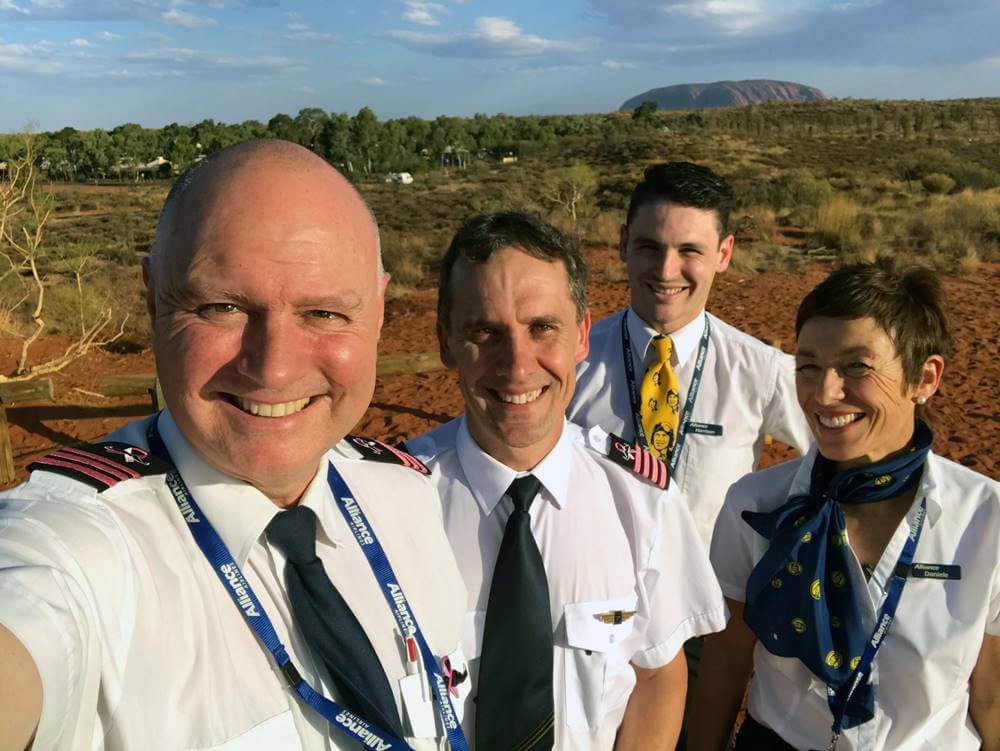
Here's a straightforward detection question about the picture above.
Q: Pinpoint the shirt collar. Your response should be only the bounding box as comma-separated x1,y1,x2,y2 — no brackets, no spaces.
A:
625,306,706,367
157,410,336,566
789,446,943,527
455,416,573,516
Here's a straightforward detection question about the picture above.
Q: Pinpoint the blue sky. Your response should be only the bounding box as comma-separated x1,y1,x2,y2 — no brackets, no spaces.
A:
1,0,999,132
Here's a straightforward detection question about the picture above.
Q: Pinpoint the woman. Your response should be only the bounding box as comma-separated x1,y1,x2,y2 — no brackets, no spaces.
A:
688,259,999,751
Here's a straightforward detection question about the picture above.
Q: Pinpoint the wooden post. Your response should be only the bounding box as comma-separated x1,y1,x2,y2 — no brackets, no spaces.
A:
0,398,14,487
148,379,166,412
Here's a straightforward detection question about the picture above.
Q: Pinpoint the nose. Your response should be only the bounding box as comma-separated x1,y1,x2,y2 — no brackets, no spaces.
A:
235,312,300,389
815,367,845,406
495,329,535,382
658,248,682,280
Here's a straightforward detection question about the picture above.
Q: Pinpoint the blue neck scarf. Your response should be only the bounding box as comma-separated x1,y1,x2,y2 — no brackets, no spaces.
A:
741,421,933,730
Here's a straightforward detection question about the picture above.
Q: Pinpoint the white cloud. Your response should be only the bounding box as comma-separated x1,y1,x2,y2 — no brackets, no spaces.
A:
100,30,121,41
122,47,302,76
601,58,637,69
661,0,766,32
403,0,445,26
284,21,336,43
0,0,30,14
0,39,64,73
386,16,591,57
69,37,90,46
160,8,216,28
362,75,388,86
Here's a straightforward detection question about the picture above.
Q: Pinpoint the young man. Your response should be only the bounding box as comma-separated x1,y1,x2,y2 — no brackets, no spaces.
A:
0,141,469,750
406,212,726,750
568,162,811,550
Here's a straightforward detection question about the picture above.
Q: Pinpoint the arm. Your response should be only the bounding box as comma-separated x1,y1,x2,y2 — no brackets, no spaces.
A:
970,633,1000,751
0,623,42,751
615,651,687,751
763,352,812,455
687,599,757,751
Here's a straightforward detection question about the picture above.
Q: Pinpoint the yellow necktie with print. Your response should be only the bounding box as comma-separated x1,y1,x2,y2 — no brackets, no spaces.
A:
640,335,680,461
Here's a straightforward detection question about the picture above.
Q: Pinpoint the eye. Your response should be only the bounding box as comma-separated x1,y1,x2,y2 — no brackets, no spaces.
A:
196,303,243,319
468,327,496,344
531,321,558,335
795,363,821,376
841,362,873,378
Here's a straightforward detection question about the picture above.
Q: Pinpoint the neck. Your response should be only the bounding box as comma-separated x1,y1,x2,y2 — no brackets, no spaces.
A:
631,306,703,337
468,426,561,473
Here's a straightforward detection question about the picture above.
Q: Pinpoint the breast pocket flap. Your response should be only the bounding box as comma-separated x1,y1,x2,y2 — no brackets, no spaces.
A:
564,596,638,653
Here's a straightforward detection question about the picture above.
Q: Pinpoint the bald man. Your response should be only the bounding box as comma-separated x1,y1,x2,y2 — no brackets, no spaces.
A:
0,141,470,751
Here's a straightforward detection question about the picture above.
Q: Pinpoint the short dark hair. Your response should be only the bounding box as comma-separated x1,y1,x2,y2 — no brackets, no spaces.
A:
437,211,587,330
795,257,953,386
625,161,736,235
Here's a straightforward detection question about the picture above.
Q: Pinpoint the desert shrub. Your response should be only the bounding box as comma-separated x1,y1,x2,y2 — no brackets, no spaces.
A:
895,148,960,185
921,173,956,194
381,232,433,291
585,210,623,249
729,242,806,273
766,168,833,213
950,163,1000,191
814,196,862,250
906,189,1000,262
738,205,777,243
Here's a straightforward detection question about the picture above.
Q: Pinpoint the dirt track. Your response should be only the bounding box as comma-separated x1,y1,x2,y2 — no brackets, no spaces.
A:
2,249,997,488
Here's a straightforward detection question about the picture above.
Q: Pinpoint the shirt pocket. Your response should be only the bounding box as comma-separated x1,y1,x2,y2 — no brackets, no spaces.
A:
561,595,638,731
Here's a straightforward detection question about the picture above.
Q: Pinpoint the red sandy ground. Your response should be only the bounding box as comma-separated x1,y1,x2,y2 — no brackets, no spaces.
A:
2,249,997,489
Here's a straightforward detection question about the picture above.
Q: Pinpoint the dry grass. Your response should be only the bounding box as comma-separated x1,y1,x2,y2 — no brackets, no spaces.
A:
815,195,863,251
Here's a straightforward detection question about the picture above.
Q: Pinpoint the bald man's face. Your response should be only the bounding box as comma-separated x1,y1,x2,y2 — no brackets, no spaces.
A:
147,154,386,504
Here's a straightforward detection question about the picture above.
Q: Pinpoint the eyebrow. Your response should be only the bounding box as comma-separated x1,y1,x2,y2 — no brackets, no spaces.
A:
181,283,363,311
796,346,876,358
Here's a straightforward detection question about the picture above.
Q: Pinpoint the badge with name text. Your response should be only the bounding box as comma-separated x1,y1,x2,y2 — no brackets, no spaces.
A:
909,563,962,580
685,422,724,437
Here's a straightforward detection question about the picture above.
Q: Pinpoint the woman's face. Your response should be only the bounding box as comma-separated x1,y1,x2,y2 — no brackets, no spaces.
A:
795,316,932,470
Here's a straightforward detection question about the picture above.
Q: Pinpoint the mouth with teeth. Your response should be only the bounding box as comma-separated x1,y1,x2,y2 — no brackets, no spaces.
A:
491,387,546,405
228,395,314,418
816,412,865,429
648,283,688,298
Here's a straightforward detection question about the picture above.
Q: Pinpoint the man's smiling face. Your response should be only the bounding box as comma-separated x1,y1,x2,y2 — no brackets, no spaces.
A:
439,247,590,470
620,199,733,335
147,149,385,504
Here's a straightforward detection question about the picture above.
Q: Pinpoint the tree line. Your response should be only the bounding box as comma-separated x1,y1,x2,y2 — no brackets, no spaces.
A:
2,98,998,183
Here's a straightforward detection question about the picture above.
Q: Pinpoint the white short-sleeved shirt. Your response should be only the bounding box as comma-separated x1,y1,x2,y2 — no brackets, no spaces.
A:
568,308,813,549
711,449,1000,751
0,411,468,751
407,418,728,751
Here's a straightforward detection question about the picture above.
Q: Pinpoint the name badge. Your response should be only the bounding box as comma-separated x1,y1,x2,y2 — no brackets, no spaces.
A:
686,422,724,437
910,563,962,580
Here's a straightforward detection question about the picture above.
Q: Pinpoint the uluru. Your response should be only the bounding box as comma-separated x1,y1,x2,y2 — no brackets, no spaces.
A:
620,79,826,111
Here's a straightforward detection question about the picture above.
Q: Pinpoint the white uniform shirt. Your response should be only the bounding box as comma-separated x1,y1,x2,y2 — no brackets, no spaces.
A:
568,308,812,549
0,411,468,751
407,418,728,751
711,449,1000,751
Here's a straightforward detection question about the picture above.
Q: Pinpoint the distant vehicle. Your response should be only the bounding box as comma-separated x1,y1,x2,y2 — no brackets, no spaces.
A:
385,172,414,185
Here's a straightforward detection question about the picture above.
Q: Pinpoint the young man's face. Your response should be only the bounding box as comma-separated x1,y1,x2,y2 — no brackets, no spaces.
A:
439,247,591,470
620,200,734,334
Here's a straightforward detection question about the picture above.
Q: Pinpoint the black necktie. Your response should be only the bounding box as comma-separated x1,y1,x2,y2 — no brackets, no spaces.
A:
266,505,404,739
476,475,554,751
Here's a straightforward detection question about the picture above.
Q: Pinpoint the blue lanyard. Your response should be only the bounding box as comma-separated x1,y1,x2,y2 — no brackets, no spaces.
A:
147,418,468,751
620,312,711,473
825,497,928,750
328,463,467,750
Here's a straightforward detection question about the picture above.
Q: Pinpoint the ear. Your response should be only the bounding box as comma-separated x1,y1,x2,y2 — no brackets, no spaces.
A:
913,354,945,403
142,255,156,320
437,319,457,369
717,233,735,272
575,309,592,364
618,223,629,263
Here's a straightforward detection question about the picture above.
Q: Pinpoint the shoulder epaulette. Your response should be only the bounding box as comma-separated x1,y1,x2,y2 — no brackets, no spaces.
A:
606,433,669,489
345,435,431,475
28,441,170,492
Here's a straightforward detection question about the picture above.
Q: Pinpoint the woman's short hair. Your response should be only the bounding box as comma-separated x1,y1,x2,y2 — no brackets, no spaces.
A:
437,211,587,330
795,257,953,386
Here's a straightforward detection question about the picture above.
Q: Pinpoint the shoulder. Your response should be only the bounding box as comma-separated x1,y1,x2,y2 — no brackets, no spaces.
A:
402,419,462,464
574,423,669,491
25,434,171,495
333,433,432,476
725,455,806,515
708,313,791,365
925,451,1000,510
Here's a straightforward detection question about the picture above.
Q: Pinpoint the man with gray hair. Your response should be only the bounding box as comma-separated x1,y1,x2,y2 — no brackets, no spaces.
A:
0,140,470,750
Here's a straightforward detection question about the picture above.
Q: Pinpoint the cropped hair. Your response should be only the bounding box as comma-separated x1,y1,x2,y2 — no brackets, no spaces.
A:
795,257,953,386
625,161,737,235
437,211,587,330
